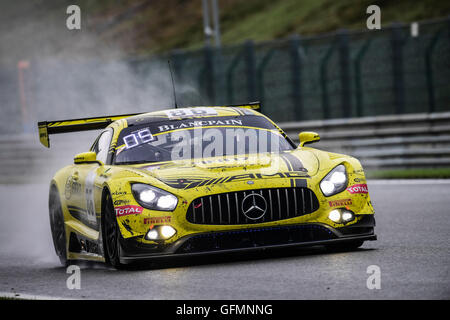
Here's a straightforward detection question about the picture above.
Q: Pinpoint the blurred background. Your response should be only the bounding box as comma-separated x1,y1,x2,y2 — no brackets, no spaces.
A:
0,0,450,182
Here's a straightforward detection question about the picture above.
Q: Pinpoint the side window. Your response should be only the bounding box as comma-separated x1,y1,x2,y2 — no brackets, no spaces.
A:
93,130,112,164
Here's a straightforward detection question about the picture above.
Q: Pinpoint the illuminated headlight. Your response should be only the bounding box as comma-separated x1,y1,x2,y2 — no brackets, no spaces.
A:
145,225,177,240
132,184,178,211
328,209,341,222
320,164,348,196
146,229,159,240
160,225,176,239
342,211,354,222
328,209,355,224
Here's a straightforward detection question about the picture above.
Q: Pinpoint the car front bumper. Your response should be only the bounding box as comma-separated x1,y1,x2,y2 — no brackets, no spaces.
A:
118,215,376,264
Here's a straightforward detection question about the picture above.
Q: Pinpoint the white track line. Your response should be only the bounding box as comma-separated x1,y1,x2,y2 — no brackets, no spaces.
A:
0,291,71,300
368,179,450,185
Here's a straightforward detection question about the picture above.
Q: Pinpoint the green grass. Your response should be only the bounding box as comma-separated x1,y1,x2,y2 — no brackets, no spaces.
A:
2,0,450,56
366,168,450,179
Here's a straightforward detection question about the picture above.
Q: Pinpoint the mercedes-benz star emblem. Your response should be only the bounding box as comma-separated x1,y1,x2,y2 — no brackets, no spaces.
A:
241,193,267,220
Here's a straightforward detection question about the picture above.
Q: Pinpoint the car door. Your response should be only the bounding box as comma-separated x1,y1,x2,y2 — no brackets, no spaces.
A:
67,129,113,231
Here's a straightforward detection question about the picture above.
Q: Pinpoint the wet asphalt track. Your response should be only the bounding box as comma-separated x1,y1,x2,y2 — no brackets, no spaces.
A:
0,180,449,300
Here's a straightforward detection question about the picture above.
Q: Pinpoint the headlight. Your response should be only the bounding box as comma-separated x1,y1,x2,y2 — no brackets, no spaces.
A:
132,183,178,211
328,209,355,224
320,164,348,196
145,225,177,241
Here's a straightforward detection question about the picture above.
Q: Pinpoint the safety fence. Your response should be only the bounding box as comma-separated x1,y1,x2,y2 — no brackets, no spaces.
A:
158,17,450,122
0,17,449,135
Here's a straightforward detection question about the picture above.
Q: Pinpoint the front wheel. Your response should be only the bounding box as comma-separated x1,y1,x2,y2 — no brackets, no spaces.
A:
102,192,124,269
49,186,68,266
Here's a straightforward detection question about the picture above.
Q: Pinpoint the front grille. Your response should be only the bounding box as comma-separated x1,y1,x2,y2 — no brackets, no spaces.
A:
176,224,335,254
186,187,319,225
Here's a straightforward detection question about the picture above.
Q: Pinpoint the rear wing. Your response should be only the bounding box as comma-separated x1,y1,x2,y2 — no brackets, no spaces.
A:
37,113,142,148
228,101,261,111
37,102,261,148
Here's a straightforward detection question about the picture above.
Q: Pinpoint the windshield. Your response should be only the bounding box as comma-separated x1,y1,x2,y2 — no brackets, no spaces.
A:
114,115,294,164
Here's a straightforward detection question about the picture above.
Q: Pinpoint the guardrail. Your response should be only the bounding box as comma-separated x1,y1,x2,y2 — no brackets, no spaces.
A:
1,112,449,183
282,111,450,168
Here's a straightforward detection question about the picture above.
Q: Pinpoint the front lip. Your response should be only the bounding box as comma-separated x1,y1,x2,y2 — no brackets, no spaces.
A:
120,235,377,263
118,216,376,264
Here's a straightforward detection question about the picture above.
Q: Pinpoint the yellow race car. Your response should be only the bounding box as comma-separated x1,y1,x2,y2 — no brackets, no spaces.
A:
38,103,376,268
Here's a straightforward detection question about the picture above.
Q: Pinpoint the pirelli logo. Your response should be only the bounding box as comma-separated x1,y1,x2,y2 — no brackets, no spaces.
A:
329,199,352,207
144,216,172,224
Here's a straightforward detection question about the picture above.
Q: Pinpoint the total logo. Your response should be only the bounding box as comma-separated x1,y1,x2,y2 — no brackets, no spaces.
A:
347,184,368,194
115,205,143,217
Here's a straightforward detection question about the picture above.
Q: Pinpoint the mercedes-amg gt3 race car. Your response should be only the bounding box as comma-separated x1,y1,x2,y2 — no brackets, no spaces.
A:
38,103,376,268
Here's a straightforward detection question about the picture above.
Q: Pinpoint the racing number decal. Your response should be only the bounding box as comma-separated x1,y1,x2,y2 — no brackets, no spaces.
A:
164,108,217,119
123,128,154,149
85,170,97,225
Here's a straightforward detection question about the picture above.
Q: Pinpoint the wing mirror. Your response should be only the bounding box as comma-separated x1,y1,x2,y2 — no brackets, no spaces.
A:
298,131,320,148
74,152,103,166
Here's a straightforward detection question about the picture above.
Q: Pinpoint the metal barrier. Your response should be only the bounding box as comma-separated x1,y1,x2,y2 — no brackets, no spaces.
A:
1,112,449,183
282,111,450,168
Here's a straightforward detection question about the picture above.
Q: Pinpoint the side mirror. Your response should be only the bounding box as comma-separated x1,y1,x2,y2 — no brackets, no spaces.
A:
298,131,320,148
74,152,103,166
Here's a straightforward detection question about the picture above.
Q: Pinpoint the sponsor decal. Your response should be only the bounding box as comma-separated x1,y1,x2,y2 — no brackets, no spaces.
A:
164,107,218,119
115,205,143,217
158,171,309,189
144,216,172,224
329,199,353,207
114,199,130,206
123,128,155,150
85,170,97,224
347,184,369,194
65,176,81,200
112,191,127,196
354,177,366,183
157,119,243,132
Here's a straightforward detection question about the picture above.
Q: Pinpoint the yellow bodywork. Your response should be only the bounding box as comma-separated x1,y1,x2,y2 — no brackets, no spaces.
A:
46,106,375,262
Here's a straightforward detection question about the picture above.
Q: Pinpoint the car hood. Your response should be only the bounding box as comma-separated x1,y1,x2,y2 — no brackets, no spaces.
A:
129,149,320,190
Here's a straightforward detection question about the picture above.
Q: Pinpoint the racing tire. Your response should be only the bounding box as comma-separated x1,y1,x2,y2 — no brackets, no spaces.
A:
325,240,364,252
49,185,68,266
102,192,125,269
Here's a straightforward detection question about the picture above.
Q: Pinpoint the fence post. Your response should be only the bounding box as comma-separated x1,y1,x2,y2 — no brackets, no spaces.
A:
290,35,303,120
203,45,215,104
256,48,276,108
425,22,449,113
338,30,351,118
354,38,372,117
244,40,257,102
170,50,184,83
320,40,337,119
390,23,405,115
226,48,245,103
